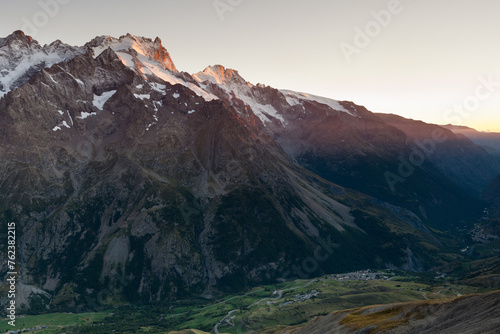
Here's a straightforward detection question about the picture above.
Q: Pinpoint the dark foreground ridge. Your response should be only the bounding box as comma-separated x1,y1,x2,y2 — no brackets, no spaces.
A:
281,290,500,334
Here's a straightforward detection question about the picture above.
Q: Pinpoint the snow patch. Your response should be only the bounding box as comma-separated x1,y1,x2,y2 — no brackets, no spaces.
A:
66,72,84,87
134,93,150,100
93,90,117,111
188,110,196,114
47,73,58,84
153,100,162,112
66,110,74,126
52,113,72,132
150,82,166,92
280,90,354,116
173,93,180,98
115,52,135,68
240,95,286,124
77,111,97,119
284,95,300,106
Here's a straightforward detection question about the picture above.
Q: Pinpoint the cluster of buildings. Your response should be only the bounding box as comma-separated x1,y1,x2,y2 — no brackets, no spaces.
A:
7,326,47,334
279,290,319,306
470,225,498,243
329,270,389,281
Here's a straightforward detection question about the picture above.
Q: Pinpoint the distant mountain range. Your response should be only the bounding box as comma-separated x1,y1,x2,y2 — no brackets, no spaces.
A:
1,30,499,312
443,124,500,156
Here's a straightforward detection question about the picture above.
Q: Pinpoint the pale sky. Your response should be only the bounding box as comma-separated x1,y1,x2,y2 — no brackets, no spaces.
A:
1,0,500,131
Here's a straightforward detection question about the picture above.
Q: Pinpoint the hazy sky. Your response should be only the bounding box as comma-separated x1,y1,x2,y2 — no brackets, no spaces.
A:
1,0,500,131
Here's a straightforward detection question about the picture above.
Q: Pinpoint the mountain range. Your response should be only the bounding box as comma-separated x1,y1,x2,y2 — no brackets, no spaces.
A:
443,124,500,156
0,30,499,313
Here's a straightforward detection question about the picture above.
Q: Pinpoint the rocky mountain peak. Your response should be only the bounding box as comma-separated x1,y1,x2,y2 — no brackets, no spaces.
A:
0,30,37,49
85,35,114,48
89,33,178,72
195,64,247,86
0,31,84,99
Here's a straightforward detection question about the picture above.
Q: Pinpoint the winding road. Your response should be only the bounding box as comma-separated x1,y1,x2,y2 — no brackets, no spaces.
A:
214,279,316,333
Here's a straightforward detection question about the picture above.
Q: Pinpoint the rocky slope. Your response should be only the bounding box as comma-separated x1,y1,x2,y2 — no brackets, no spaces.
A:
279,290,500,334
485,174,500,217
380,114,500,194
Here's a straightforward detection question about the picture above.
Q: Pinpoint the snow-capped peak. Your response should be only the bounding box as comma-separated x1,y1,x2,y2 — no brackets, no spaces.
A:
89,33,177,72
194,65,249,87
0,31,354,122
0,30,85,99
0,30,36,50
194,65,251,100
194,65,288,125
88,34,217,102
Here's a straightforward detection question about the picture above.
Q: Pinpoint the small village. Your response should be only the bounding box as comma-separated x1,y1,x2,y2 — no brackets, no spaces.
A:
280,290,319,306
6,325,48,334
265,290,320,306
329,269,390,281
268,270,392,307
470,224,499,243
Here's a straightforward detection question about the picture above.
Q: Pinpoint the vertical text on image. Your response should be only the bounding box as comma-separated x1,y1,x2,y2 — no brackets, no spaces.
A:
6,221,17,327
